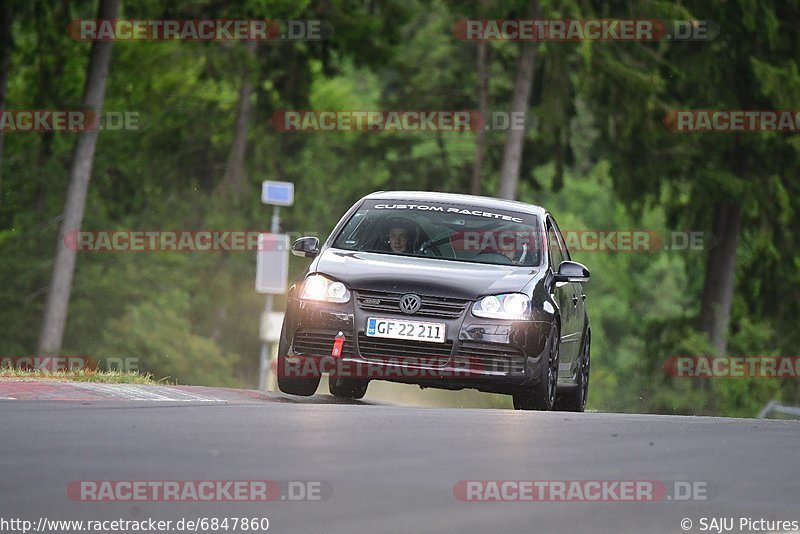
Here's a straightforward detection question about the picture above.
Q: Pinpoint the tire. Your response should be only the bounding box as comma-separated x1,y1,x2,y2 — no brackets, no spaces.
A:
277,355,321,396
554,331,590,412
513,328,560,411
328,374,369,399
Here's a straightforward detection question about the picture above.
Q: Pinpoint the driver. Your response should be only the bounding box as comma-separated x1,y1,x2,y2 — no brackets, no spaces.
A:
492,230,528,265
385,218,416,253
498,238,517,263
389,227,411,253
497,239,518,263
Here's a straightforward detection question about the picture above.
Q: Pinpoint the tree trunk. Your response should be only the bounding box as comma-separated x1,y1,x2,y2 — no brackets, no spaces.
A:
0,3,13,208
33,1,70,217
698,202,742,355
497,0,539,200
470,39,488,196
38,0,119,355
221,41,257,201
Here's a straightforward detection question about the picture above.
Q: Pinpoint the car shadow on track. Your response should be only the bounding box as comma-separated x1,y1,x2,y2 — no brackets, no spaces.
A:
274,393,386,406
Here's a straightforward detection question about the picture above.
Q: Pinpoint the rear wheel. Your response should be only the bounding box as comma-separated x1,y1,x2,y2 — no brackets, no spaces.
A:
277,355,321,396
554,332,590,412
328,374,369,399
513,329,560,411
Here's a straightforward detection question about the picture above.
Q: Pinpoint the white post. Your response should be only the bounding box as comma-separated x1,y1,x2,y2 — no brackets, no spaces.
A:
258,206,281,391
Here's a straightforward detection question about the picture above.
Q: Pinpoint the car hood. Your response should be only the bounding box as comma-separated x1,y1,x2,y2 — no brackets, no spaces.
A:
311,249,540,300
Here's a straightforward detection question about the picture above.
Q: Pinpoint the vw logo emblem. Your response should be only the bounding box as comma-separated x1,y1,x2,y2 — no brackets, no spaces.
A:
399,294,422,314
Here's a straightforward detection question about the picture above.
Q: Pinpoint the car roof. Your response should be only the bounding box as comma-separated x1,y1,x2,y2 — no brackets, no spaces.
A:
363,191,547,217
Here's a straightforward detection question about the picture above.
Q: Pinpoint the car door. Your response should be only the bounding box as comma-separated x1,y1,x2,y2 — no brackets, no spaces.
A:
552,216,587,352
546,216,579,367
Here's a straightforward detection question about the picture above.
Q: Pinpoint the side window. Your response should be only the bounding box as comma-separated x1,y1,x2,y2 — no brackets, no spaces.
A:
546,221,564,271
550,216,571,262
547,216,570,271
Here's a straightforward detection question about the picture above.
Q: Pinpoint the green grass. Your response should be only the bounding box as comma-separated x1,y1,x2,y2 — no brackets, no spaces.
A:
0,368,156,384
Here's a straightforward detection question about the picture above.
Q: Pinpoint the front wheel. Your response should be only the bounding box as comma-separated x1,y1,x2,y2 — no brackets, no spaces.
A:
512,329,560,411
328,374,369,399
277,355,321,396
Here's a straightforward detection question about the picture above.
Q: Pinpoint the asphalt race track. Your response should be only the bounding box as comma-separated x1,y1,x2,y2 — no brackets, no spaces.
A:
1,384,799,534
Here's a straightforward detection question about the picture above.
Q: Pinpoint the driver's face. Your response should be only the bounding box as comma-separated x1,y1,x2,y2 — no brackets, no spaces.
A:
498,240,516,262
389,228,410,253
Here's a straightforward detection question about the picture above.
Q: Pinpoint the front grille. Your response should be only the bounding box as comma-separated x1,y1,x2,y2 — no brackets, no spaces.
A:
356,290,469,319
454,342,526,374
292,329,355,358
357,333,453,366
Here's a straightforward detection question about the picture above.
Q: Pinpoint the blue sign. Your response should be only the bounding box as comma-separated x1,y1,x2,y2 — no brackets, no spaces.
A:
261,181,294,206
367,318,377,336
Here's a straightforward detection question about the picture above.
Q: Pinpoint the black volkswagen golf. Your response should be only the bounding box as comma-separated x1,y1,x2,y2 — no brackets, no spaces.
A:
278,191,591,411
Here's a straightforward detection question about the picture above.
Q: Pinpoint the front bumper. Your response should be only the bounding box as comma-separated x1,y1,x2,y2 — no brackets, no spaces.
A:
280,295,552,394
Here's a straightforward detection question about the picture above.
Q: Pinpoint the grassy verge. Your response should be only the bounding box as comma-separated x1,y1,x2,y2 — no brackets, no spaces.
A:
0,368,156,384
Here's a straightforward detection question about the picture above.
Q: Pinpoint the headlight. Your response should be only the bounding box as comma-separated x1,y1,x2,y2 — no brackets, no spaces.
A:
472,293,531,320
300,274,351,303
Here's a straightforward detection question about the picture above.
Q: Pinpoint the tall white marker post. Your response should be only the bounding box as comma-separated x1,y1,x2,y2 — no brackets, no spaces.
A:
256,181,294,391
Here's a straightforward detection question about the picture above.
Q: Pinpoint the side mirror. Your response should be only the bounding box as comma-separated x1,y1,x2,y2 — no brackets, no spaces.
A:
553,260,590,283
292,236,320,258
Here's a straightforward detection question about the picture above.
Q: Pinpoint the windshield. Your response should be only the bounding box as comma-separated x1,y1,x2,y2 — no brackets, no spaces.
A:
332,200,543,267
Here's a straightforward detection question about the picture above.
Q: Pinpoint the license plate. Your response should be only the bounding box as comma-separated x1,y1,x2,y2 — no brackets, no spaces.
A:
366,317,447,343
